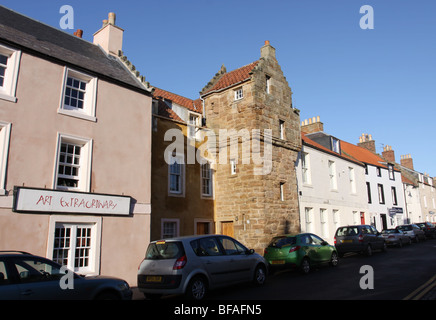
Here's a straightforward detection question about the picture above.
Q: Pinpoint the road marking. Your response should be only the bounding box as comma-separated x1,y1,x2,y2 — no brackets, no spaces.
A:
403,274,436,300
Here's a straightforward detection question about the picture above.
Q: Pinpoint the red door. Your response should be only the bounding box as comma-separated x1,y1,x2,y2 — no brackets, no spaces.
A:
360,212,365,224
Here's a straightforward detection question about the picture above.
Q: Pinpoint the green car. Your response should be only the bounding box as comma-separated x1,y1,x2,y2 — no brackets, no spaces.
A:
264,233,338,274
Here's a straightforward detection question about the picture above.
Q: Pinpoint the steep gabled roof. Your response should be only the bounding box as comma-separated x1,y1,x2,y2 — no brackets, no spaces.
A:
200,61,259,96
153,87,202,114
0,5,150,93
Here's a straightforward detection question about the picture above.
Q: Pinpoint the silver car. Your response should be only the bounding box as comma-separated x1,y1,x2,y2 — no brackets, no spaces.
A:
381,229,412,247
137,235,267,300
396,224,426,243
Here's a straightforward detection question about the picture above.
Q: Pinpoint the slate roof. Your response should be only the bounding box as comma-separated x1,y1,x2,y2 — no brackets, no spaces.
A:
302,133,364,166
0,5,150,94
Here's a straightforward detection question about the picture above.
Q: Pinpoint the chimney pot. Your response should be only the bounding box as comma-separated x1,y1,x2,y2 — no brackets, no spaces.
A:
108,12,116,25
73,29,83,38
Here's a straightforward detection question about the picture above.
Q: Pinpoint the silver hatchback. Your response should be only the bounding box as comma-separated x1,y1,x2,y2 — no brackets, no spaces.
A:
137,235,267,300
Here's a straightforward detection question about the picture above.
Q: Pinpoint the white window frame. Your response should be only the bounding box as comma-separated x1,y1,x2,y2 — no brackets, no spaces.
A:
58,67,98,122
201,162,213,198
0,121,11,195
188,112,201,140
349,167,356,194
234,87,243,100
266,75,271,94
161,218,180,239
280,182,285,201
0,44,21,103
168,153,185,197
328,160,337,190
46,215,102,276
301,152,311,185
54,133,93,192
230,159,237,175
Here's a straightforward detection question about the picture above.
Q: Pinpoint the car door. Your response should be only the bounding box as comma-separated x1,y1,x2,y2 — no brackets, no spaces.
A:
11,257,75,300
197,236,233,287
0,259,20,299
370,226,384,249
310,234,331,264
218,236,253,283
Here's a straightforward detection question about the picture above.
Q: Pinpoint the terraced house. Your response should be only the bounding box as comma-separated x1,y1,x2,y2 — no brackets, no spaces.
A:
0,7,153,285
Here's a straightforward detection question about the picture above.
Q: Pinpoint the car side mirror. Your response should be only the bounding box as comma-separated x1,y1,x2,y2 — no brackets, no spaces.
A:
247,249,255,255
321,241,328,246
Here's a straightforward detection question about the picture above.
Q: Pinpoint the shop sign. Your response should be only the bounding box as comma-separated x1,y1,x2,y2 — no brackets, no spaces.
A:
13,187,131,216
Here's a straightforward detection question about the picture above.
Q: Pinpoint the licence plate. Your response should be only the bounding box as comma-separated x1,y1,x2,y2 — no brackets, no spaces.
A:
341,240,352,243
146,276,162,283
271,260,285,265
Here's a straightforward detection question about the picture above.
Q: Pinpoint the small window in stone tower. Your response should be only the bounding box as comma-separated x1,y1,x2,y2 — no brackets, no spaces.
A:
279,120,285,140
266,75,271,94
280,182,285,201
234,87,243,100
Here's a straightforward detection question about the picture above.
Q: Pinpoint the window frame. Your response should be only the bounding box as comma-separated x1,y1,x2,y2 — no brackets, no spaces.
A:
46,215,102,276
0,44,21,103
54,133,93,192
200,161,213,198
161,218,180,239
234,87,243,101
168,153,185,197
58,68,98,122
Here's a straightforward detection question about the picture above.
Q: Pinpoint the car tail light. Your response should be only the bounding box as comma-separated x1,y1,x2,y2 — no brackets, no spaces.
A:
358,235,364,243
334,237,337,244
264,248,268,255
388,235,395,239
289,246,301,253
173,255,187,270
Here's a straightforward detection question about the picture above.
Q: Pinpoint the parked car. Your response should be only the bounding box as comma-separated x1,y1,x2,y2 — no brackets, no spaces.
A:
396,224,426,243
416,222,436,239
334,225,387,257
381,229,412,247
0,251,132,300
263,233,338,275
137,235,267,300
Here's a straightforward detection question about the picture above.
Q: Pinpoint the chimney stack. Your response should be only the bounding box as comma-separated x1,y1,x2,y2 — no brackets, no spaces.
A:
382,145,395,163
301,116,324,134
358,133,376,153
400,154,414,170
261,40,276,59
93,12,124,56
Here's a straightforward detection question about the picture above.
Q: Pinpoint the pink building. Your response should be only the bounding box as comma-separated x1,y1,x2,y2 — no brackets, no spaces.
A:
0,7,152,285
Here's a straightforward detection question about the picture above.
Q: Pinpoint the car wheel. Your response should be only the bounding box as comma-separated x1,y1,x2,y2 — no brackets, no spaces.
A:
381,241,387,252
330,252,339,267
415,236,419,243
186,276,207,300
365,245,372,256
398,239,403,248
253,264,266,286
300,258,311,275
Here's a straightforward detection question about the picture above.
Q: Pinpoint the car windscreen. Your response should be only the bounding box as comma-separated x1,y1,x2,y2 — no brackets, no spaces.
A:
267,236,296,248
397,225,412,231
336,227,359,237
145,241,184,260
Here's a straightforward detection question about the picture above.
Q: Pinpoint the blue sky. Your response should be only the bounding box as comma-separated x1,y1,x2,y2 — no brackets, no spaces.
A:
3,0,436,177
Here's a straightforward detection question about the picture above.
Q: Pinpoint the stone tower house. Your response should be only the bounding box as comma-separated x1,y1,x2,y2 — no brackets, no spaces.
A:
200,41,302,251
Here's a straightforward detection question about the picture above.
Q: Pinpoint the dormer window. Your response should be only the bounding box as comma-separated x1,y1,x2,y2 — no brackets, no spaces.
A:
234,87,243,100
331,137,340,153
